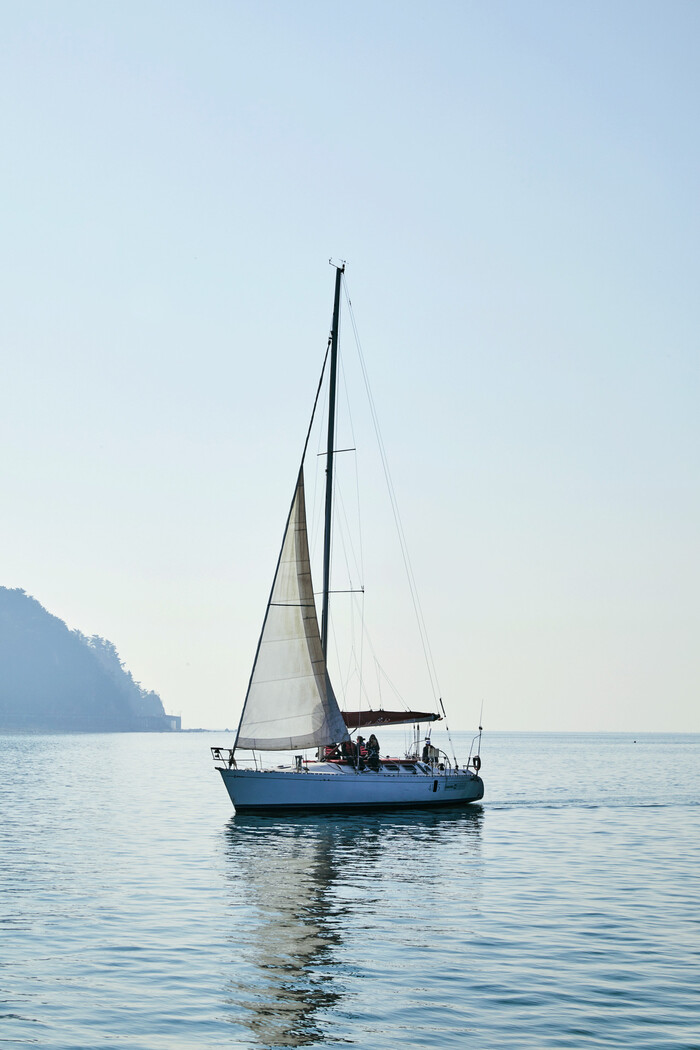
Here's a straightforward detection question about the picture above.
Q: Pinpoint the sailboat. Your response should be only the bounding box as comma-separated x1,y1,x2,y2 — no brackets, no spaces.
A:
212,263,484,811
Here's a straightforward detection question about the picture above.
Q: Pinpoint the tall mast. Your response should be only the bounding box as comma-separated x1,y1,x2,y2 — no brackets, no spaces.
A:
321,262,344,658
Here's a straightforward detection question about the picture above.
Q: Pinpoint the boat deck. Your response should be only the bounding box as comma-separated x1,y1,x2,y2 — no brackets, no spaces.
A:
274,759,457,775
212,748,477,777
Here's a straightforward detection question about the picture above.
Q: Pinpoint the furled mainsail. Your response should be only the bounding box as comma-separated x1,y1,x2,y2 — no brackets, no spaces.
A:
235,470,350,751
342,710,442,729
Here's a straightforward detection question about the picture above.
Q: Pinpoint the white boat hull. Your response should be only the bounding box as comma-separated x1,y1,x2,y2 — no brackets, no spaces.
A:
217,763,484,812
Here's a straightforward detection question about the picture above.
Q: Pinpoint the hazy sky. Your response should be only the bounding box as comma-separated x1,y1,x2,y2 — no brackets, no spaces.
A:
2,1,698,732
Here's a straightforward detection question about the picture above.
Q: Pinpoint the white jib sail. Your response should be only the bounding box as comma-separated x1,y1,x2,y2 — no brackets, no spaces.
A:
235,470,350,751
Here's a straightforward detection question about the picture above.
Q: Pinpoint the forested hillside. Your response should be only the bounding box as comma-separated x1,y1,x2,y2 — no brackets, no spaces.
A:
0,587,178,731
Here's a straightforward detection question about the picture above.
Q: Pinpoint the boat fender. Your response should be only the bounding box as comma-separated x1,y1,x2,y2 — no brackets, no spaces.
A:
473,755,481,772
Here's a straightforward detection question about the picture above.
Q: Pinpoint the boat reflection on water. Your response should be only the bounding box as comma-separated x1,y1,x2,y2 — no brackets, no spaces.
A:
220,805,483,1048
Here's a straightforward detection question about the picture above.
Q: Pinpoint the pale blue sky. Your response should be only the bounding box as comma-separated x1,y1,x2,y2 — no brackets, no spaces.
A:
1,1,698,730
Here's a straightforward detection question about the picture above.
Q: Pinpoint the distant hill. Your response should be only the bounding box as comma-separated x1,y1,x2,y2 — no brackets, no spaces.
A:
0,587,180,731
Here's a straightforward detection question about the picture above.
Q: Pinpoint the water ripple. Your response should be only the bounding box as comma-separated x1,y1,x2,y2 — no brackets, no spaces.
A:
0,731,698,1048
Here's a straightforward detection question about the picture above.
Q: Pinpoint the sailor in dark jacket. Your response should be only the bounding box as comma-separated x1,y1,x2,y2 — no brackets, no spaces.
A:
367,733,380,771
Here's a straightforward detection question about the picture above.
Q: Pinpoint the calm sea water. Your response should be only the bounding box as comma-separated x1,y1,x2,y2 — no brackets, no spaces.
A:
1,731,698,1049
